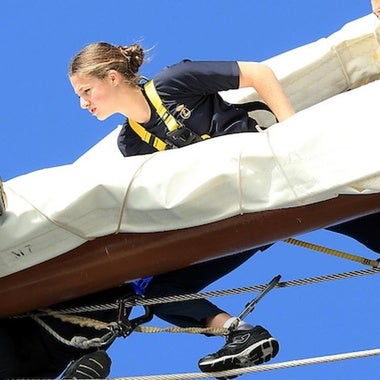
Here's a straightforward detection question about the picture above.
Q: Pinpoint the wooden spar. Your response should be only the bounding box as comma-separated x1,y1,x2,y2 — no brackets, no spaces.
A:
1,193,379,318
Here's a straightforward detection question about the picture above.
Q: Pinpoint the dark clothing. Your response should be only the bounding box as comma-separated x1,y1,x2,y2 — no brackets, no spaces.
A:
0,285,134,379
145,248,262,327
117,60,259,156
0,248,264,379
326,212,379,254
1,317,85,379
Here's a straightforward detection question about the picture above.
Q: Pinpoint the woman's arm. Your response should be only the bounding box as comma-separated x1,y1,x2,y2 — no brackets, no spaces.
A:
238,61,295,122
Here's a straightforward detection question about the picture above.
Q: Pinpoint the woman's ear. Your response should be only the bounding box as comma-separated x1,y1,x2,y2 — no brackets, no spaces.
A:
107,70,121,86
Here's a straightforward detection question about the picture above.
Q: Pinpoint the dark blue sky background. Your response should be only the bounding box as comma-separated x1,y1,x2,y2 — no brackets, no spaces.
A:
2,1,378,379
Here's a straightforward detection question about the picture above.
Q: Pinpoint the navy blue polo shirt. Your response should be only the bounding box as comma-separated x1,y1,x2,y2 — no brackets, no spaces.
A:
117,60,258,157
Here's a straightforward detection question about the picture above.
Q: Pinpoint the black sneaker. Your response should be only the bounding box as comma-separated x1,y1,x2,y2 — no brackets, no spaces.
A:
198,325,279,376
61,350,112,379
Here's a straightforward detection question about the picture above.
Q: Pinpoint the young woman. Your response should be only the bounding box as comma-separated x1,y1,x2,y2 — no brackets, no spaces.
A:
69,43,294,155
68,42,297,378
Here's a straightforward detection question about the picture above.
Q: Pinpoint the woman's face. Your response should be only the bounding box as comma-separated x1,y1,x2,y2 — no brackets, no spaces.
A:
70,73,117,121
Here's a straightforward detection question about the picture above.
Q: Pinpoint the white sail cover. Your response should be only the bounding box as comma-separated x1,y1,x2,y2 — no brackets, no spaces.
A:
1,15,380,278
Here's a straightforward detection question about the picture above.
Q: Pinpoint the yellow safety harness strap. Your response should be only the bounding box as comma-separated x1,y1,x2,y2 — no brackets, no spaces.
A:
129,119,168,151
128,80,209,151
144,80,180,132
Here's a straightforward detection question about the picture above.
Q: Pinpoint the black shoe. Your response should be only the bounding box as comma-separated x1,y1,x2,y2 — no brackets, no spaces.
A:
198,325,279,376
61,350,112,379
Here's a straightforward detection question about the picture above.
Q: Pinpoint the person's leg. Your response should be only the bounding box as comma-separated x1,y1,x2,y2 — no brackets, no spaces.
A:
145,248,266,327
145,246,278,374
326,212,379,254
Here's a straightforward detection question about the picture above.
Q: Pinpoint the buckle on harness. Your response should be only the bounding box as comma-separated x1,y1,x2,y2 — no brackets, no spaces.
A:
166,125,202,146
116,294,153,338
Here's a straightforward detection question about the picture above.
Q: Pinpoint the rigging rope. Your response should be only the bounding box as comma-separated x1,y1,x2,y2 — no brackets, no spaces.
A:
38,267,380,315
109,348,380,380
27,267,379,349
284,237,379,267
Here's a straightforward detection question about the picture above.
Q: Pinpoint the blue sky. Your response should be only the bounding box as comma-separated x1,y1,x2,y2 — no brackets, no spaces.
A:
2,1,379,379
